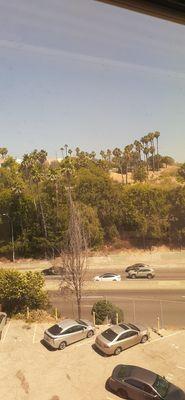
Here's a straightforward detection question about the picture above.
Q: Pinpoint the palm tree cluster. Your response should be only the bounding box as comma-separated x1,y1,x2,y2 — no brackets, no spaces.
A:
59,132,164,184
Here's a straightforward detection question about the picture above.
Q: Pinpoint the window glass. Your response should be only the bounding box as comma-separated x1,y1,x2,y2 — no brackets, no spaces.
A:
101,329,117,342
48,324,62,335
153,375,169,398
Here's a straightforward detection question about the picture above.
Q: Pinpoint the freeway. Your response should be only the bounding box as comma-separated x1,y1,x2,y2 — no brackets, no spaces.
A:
45,266,185,281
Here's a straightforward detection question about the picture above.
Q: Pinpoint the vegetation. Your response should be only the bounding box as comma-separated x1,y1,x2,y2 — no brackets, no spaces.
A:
0,269,48,315
0,136,184,259
91,299,123,325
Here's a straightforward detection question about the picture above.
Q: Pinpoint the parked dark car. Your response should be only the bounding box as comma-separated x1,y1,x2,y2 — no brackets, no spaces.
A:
125,263,150,273
42,266,65,276
107,364,185,399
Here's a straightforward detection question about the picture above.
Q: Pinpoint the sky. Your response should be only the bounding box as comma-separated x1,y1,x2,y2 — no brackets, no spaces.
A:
0,0,185,161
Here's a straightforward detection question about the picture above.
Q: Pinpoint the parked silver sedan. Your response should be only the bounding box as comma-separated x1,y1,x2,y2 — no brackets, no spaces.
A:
95,322,149,355
44,319,95,350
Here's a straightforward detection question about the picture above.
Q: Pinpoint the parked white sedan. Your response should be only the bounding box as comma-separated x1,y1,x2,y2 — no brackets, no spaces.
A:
93,273,121,282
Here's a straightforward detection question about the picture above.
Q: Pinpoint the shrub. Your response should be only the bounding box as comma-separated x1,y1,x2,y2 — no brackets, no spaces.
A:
91,299,124,325
0,269,48,315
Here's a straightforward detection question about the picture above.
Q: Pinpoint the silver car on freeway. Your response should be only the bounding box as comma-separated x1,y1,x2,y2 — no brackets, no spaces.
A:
95,322,149,355
44,318,95,350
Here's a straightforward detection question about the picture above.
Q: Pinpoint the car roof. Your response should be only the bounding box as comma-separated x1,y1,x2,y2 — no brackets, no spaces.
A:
109,324,130,335
57,319,78,329
114,365,157,385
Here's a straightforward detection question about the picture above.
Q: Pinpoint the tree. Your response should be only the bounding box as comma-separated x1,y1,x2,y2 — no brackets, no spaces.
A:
0,147,8,159
154,131,160,170
91,299,123,325
133,164,148,182
0,269,48,315
60,147,64,159
162,156,175,168
60,189,88,319
177,163,185,182
64,144,68,157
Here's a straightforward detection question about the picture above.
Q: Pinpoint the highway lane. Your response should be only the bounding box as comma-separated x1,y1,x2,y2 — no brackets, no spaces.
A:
45,266,185,281
48,287,185,329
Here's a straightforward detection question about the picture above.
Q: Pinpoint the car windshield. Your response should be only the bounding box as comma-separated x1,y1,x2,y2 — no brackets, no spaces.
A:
128,324,140,331
47,324,63,335
101,329,117,342
76,320,88,326
153,375,169,398
117,366,128,379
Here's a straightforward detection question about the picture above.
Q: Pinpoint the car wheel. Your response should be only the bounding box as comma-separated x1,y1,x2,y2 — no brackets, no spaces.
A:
87,330,94,338
131,274,136,279
141,335,148,343
58,341,67,350
117,388,127,398
114,346,122,356
147,274,153,279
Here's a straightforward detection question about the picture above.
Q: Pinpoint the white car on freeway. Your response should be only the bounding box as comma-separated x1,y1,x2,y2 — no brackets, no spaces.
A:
93,273,121,282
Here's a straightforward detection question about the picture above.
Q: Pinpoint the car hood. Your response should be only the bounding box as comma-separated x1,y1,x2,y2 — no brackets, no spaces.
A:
165,384,185,400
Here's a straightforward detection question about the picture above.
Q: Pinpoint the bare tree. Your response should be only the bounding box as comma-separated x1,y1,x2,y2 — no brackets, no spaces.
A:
60,189,88,319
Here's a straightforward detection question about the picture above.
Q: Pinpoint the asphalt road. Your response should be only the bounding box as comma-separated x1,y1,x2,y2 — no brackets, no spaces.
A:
48,287,185,329
45,266,185,280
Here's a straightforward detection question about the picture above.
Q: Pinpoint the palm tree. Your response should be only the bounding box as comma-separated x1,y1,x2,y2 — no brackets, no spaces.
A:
147,132,155,171
100,150,106,160
89,151,96,160
75,147,80,157
143,147,150,172
154,131,160,170
106,149,112,163
64,144,68,157
123,144,133,184
134,140,142,161
60,147,64,159
68,149,72,158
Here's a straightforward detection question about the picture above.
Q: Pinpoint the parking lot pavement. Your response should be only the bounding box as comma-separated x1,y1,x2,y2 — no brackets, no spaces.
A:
0,321,185,400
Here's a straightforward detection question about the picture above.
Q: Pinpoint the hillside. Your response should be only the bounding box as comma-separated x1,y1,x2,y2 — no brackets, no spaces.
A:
110,165,179,186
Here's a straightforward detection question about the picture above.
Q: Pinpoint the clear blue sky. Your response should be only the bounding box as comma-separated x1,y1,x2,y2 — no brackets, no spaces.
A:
0,0,185,161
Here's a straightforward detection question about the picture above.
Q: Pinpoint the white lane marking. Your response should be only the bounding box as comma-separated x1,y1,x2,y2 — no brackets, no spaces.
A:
82,296,104,299
177,365,185,370
145,330,184,346
32,323,37,344
1,321,11,344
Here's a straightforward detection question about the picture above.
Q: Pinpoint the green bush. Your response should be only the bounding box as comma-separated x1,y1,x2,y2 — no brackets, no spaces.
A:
0,269,48,315
91,299,124,325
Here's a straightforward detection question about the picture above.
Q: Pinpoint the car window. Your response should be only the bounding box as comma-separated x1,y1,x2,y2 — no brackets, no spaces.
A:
101,329,117,342
153,375,169,398
128,324,140,331
48,324,63,335
126,379,153,393
117,331,137,341
119,324,129,330
64,325,84,334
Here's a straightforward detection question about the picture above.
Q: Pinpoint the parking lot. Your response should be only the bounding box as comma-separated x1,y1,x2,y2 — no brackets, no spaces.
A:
1,320,185,400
